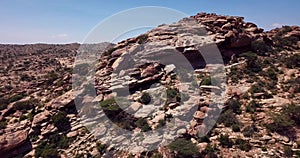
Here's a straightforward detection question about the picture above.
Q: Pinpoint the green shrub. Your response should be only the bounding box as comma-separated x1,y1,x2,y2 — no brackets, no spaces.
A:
166,88,179,99
139,92,151,104
201,144,218,158
283,54,300,68
135,118,151,132
35,133,74,158
235,138,252,151
232,124,240,132
227,98,242,114
52,111,70,131
238,51,257,61
219,134,233,148
265,68,278,80
8,93,25,103
0,120,7,129
283,103,300,125
218,109,239,127
246,100,260,113
251,40,271,55
151,152,163,158
156,119,166,129
283,146,293,157
198,135,210,143
249,84,265,94
168,138,199,158
243,125,257,137
137,34,148,44
266,113,294,134
201,76,212,85
0,103,7,111
96,142,107,155
20,74,32,81
99,98,119,111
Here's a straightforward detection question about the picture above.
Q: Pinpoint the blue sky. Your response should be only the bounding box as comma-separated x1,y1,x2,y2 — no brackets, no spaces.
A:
0,0,299,44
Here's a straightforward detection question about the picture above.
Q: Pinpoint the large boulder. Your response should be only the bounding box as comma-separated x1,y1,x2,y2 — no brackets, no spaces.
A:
0,130,28,153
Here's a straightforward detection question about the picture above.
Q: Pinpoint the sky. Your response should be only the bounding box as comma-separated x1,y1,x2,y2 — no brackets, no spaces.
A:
0,0,299,44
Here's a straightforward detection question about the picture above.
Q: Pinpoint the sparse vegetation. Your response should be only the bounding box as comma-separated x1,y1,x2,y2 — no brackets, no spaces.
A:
139,92,151,104
265,104,298,134
35,133,74,158
218,109,239,128
226,98,242,114
219,134,233,148
137,34,148,44
96,142,107,155
135,118,151,132
168,138,199,158
235,138,252,151
201,76,212,85
52,111,70,131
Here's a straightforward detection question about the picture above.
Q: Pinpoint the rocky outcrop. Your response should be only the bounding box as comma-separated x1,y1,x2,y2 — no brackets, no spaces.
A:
0,131,28,152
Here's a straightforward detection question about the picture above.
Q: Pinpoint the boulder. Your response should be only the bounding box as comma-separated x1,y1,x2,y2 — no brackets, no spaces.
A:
0,130,28,152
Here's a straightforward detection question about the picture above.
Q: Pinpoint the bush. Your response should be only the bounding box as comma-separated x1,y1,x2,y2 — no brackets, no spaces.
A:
283,146,293,157
168,138,199,158
266,113,294,134
137,34,148,44
99,98,119,111
283,54,300,68
198,135,210,143
219,134,233,148
166,88,179,99
0,103,7,111
232,124,240,132
246,100,260,114
151,152,163,158
135,118,151,132
265,68,278,80
0,120,7,129
238,51,257,61
156,119,166,129
218,109,239,127
249,84,265,94
52,111,70,131
96,142,107,155
283,103,300,125
201,76,212,85
201,144,219,158
251,40,271,55
227,98,242,114
243,125,257,137
235,138,252,151
139,92,151,104
35,133,74,158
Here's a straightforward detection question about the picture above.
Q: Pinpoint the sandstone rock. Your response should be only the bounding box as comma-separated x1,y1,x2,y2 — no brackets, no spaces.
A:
230,33,252,48
32,110,51,128
0,130,28,152
197,142,208,151
46,90,74,110
193,111,206,120
141,64,157,78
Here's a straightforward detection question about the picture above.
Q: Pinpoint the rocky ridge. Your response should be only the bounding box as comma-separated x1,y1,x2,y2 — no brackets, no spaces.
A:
0,13,299,157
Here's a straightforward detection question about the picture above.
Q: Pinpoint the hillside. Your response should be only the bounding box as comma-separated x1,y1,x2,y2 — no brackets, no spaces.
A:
0,13,300,158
